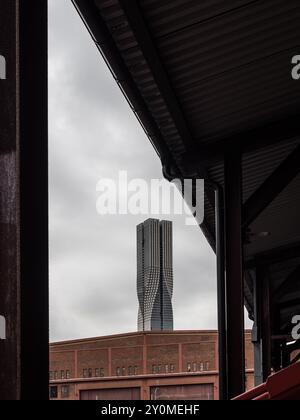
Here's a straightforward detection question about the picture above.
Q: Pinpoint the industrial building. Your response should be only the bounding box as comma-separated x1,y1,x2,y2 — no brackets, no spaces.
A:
49,331,254,400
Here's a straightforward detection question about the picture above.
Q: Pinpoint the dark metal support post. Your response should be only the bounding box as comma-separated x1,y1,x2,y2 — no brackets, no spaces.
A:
215,186,228,400
252,268,264,386
224,150,245,399
0,0,19,400
19,0,49,400
260,267,272,381
0,0,48,400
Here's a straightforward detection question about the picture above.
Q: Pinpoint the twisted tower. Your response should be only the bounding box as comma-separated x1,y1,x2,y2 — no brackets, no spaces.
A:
137,219,174,331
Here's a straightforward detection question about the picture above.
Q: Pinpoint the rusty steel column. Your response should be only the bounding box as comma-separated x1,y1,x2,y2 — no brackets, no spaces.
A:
224,149,246,399
0,0,48,400
0,0,19,400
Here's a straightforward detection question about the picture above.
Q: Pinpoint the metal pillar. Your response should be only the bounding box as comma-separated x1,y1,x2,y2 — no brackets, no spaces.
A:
224,150,245,399
0,0,48,400
260,268,272,381
215,186,228,400
252,269,264,386
0,1,19,399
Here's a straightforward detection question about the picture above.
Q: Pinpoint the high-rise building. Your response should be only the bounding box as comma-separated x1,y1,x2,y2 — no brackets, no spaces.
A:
137,219,174,331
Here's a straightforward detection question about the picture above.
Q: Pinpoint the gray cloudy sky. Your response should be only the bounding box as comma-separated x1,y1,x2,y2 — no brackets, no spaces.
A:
49,0,220,343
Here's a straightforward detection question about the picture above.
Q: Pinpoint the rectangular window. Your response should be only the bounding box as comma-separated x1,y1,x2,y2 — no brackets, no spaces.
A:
205,362,210,371
187,363,191,372
83,369,88,378
95,368,100,377
128,366,133,376
61,370,65,380
193,362,197,372
49,371,54,381
50,386,58,399
61,385,69,399
122,367,126,376
116,367,121,376
88,368,93,378
134,366,138,376
54,371,58,380
199,362,204,372
66,370,71,379
100,368,105,377
165,365,169,374
152,365,157,374
170,364,175,373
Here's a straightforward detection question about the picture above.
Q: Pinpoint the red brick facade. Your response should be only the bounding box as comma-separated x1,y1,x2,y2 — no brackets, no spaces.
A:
49,331,254,400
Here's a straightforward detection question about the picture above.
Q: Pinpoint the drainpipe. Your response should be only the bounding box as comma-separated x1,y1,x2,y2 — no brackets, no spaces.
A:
209,181,228,401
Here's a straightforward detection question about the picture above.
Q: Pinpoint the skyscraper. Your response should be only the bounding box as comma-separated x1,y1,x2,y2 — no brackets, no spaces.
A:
137,219,174,331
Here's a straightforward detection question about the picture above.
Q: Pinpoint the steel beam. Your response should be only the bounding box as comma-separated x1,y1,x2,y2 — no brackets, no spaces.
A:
224,150,245,399
215,186,228,400
273,265,300,302
0,0,48,400
119,0,194,152
184,113,300,168
260,267,272,381
0,0,19,399
245,242,300,269
252,272,264,387
72,0,180,170
243,143,300,228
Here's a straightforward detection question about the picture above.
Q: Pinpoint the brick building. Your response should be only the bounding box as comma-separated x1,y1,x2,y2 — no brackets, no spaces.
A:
50,331,254,400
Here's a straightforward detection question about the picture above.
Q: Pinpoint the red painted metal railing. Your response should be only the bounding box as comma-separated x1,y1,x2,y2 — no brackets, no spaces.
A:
233,363,300,400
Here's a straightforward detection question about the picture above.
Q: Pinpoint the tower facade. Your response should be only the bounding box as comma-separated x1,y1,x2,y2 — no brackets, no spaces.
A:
137,219,174,331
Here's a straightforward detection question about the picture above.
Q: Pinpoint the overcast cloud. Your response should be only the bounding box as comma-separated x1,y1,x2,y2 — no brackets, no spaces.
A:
49,0,221,342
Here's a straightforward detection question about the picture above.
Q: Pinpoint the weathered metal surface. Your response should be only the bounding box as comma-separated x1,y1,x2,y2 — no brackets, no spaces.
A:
0,0,49,400
0,0,20,401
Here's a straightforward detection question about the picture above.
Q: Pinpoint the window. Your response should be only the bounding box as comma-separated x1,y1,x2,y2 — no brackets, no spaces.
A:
116,367,121,376
122,367,126,376
61,370,65,380
152,365,157,374
205,362,210,371
88,368,93,378
61,385,70,399
134,366,138,376
66,370,71,379
170,364,175,373
50,386,58,399
157,365,161,374
95,368,105,377
199,362,204,372
193,362,197,372
187,363,191,372
54,371,58,380
83,369,88,378
165,365,169,374
49,372,54,381
128,366,133,376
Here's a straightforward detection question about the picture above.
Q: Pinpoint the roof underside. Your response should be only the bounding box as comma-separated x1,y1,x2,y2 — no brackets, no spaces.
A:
73,0,300,336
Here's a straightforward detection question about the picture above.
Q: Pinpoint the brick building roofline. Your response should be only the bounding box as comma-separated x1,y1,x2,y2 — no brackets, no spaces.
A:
50,329,252,348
